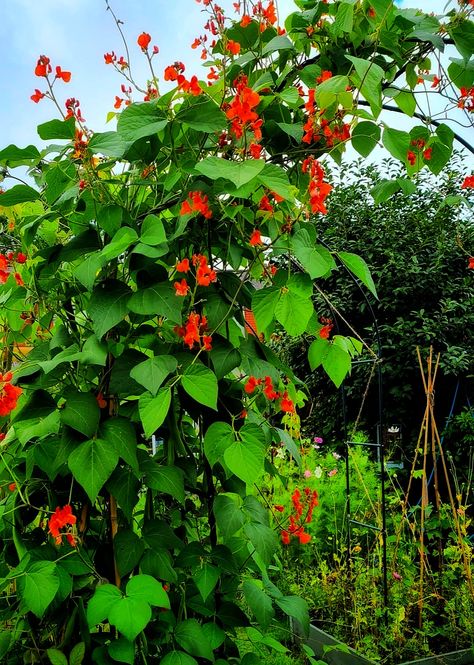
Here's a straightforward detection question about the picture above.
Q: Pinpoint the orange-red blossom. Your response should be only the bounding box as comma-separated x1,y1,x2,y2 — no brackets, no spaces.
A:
48,505,77,546
0,373,22,417
281,487,318,545
174,312,212,351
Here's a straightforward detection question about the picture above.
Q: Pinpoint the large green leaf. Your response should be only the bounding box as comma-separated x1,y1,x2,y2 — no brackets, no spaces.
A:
114,530,145,576
322,343,351,388
68,438,118,502
88,131,131,158
108,638,135,665
160,652,198,665
117,103,168,142
346,55,384,117
275,596,309,636
252,287,280,333
130,356,177,396
128,282,182,322
140,214,167,246
139,388,172,438
0,143,40,167
181,364,218,410
382,127,410,163
100,417,138,474
257,164,294,201
194,564,220,602
204,421,234,467
60,390,100,438
99,227,138,262
291,230,335,278
18,562,59,618
195,157,265,189
274,287,313,337
0,184,40,207
46,649,68,665
351,121,381,157
338,252,377,297
213,494,245,539
244,523,278,564
174,620,214,661
224,424,265,485
89,280,132,339
177,97,227,133
86,584,122,627
243,581,274,630
107,467,140,521
74,253,104,291
37,117,76,140
126,574,170,608
142,463,185,503
108,596,152,641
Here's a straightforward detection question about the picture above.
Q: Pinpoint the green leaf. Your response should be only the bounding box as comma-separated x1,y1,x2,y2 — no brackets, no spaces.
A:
143,463,185,504
139,388,172,438
117,103,168,142
195,157,265,189
275,596,309,636
338,251,377,297
46,649,68,665
333,1,353,35
194,564,220,602
0,144,40,167
109,596,152,641
292,230,335,278
308,338,330,371
204,421,234,467
243,581,274,630
370,178,401,204
18,562,59,618
275,287,313,337
128,282,182,322
0,184,40,207
224,424,265,485
68,438,118,502
351,121,380,157
108,637,135,665
69,643,86,665
257,164,294,201
37,117,76,140
74,253,104,291
89,280,132,339
140,214,167,246
130,356,177,396
100,227,138,262
382,127,410,163
140,549,178,583
346,55,384,117
261,35,294,54
181,364,218,410
388,89,416,117
114,529,145,576
449,20,474,60
60,390,100,438
160,652,198,665
100,417,138,473
174,619,214,661
448,58,474,91
107,467,140,521
209,341,241,380
252,287,280,333
126,574,170,608
201,624,225,650
426,139,452,176
322,343,351,388
87,584,122,627
244,523,278,564
88,131,131,158
177,97,227,133
213,494,245,538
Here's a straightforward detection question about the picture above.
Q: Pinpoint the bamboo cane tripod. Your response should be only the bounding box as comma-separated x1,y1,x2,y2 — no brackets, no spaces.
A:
394,346,474,628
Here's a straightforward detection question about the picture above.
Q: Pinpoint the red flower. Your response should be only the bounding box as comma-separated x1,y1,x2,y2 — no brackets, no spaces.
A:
114,96,124,110
96,392,107,409
407,150,416,166
468,257,474,269
319,323,333,339
317,70,332,84
249,229,263,247
368,6,376,17
176,258,190,273
55,66,71,83
249,143,262,159
461,175,474,189
180,192,212,219
259,195,273,212
226,75,261,140
104,52,116,64
244,376,261,394
280,391,295,413
16,253,27,264
281,530,291,545
174,278,190,296
298,531,311,544
48,505,77,546
175,312,211,351
423,147,432,161
274,504,285,512
431,75,441,88
14,273,24,287
226,40,241,55
35,55,51,77
30,89,45,103
137,32,152,50
0,373,22,417
241,14,252,27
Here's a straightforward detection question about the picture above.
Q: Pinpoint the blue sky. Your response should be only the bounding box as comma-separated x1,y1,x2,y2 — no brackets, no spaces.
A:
0,0,468,159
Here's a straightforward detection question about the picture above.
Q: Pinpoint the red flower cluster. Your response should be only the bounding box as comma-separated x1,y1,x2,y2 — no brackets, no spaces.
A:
65,98,85,123
226,39,241,55
468,257,474,269
251,0,278,31
48,505,77,546
191,34,208,61
174,312,212,350
164,62,201,96
407,138,432,165
249,229,263,246
226,75,262,143
104,52,128,68
244,375,295,412
0,373,22,417
180,191,212,218
301,157,332,214
461,175,474,189
281,487,318,545
302,85,350,147
72,129,88,160
174,254,217,294
137,32,152,50
458,86,474,113
319,317,333,339
32,56,71,102
0,252,26,285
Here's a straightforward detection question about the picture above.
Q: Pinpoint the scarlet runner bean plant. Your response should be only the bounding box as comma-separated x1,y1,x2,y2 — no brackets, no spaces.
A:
0,0,473,663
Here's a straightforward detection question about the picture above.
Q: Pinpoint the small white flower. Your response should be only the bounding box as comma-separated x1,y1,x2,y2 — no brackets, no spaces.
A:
314,466,323,478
